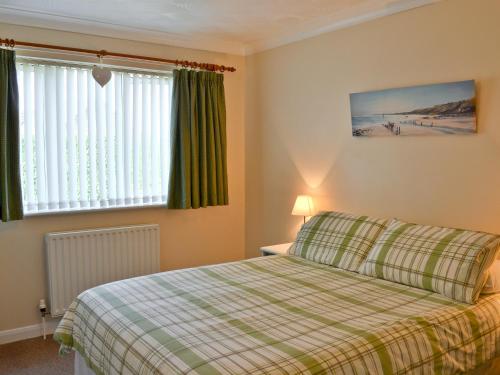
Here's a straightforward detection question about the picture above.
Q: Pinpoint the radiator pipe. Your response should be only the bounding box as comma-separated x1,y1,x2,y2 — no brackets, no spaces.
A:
39,299,47,340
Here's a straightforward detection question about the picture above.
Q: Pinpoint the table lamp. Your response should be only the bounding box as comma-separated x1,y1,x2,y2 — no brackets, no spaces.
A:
292,195,314,224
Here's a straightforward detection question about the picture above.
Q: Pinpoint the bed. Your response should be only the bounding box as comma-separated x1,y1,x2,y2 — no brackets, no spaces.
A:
55,254,500,374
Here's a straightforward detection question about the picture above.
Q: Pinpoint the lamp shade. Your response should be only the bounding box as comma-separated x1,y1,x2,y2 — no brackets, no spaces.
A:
292,195,314,217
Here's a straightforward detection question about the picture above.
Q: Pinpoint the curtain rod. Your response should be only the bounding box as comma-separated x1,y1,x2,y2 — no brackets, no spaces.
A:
0,37,236,73
17,56,173,77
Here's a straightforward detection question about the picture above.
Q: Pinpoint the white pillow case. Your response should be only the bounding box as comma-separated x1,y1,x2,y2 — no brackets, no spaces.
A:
482,260,500,294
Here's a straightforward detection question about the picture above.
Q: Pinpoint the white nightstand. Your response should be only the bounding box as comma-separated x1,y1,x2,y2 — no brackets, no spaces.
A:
259,243,293,256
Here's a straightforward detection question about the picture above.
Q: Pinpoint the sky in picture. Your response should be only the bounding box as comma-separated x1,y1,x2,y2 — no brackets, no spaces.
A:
350,80,475,117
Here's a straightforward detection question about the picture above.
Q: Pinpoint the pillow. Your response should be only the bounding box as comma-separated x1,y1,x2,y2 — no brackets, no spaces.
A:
288,211,388,271
482,260,500,294
359,219,500,303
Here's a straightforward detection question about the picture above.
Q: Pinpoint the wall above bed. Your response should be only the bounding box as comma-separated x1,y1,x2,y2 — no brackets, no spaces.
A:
245,0,500,257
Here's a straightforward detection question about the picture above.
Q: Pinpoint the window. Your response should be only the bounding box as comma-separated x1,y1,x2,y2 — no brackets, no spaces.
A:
17,61,172,214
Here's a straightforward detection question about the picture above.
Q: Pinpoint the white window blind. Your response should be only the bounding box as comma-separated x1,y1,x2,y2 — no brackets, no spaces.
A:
17,61,172,214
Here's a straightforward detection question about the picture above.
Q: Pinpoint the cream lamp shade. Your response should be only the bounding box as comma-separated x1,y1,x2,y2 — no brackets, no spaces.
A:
292,195,314,223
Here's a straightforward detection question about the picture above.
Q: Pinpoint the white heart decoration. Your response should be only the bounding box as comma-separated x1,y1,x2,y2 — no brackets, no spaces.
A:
92,66,112,87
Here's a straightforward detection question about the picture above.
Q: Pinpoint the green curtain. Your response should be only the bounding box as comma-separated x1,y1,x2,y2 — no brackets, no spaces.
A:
168,69,228,209
0,49,23,222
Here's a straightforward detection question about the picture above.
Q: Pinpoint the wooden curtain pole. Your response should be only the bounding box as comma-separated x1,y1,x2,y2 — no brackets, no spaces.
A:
0,37,236,73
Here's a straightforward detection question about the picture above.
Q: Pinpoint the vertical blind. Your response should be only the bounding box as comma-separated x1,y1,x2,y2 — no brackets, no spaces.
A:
17,61,172,214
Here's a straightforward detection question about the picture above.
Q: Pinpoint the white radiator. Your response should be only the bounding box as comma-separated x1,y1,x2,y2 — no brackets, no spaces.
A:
45,224,160,317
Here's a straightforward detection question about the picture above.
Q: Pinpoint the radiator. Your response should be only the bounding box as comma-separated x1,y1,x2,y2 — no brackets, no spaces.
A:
45,224,160,317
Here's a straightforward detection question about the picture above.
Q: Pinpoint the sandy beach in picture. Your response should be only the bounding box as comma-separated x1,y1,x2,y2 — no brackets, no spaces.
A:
350,80,476,137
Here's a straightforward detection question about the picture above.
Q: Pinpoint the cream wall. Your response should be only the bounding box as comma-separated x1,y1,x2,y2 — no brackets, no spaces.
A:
245,0,500,257
0,24,246,331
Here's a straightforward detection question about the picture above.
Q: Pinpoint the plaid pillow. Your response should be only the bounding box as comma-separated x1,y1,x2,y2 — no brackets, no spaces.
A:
359,219,500,303
288,211,388,271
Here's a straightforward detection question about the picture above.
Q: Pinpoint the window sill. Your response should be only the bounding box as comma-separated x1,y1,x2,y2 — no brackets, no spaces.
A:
24,202,167,217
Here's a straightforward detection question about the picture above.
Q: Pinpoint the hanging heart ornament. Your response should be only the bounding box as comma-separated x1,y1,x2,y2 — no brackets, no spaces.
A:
92,54,111,87
92,66,112,87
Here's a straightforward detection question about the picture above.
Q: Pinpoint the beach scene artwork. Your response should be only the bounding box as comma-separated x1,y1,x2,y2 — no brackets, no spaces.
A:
350,80,476,137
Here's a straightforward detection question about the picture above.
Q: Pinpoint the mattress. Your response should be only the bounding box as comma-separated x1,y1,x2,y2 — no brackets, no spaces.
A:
55,255,500,374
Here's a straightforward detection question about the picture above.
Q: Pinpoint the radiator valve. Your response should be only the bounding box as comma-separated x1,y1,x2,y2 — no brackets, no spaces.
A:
39,299,47,317
39,299,48,340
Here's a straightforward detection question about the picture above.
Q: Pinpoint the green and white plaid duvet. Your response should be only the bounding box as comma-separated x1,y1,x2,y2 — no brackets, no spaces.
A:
55,255,500,375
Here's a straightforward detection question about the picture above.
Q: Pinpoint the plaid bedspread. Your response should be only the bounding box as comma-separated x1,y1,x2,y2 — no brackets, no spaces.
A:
54,255,500,375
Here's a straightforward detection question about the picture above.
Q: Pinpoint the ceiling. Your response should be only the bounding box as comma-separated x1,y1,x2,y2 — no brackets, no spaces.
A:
0,0,440,55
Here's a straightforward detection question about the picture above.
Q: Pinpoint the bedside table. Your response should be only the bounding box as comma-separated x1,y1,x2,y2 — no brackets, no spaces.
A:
260,243,293,256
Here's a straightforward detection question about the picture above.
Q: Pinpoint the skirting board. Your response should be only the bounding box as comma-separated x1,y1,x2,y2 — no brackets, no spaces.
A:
0,319,60,345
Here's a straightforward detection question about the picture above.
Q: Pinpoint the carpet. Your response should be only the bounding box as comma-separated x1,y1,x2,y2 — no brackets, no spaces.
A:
0,335,73,375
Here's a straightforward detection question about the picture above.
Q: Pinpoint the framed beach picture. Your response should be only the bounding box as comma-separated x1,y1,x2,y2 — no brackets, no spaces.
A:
350,80,476,137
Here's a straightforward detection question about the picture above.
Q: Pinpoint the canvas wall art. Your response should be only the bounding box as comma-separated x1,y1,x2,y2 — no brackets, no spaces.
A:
350,80,476,137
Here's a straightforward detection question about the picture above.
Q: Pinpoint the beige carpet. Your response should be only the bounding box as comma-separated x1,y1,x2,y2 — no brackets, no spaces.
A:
0,335,73,375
